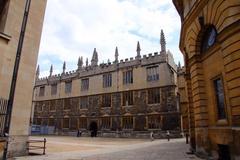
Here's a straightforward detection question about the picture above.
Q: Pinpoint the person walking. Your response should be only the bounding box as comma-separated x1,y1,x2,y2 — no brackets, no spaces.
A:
166,130,170,141
150,131,154,141
77,129,82,137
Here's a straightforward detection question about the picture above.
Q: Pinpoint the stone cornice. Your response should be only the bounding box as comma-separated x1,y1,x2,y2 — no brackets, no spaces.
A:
179,0,208,52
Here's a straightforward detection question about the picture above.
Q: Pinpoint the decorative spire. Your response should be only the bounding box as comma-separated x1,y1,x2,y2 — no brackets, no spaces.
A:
36,65,40,78
136,41,141,58
86,58,88,66
160,29,166,54
78,56,83,70
91,48,98,66
63,61,66,73
178,61,181,68
49,64,53,77
115,46,119,63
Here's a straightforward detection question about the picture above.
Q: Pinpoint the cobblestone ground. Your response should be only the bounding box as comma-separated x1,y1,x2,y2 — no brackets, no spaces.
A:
15,136,201,160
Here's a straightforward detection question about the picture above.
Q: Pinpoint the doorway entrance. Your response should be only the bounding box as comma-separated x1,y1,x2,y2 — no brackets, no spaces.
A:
89,121,98,137
218,144,231,160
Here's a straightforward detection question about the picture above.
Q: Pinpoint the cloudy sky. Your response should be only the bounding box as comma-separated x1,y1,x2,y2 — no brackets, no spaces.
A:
38,0,183,77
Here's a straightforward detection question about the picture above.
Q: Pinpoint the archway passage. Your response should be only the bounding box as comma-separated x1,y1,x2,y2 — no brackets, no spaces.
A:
89,121,98,137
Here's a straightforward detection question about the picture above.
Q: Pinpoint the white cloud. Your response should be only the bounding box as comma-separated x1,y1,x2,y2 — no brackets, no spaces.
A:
38,0,183,77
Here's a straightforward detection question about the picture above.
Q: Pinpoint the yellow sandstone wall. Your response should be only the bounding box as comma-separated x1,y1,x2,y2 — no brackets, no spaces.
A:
174,0,240,159
0,0,47,157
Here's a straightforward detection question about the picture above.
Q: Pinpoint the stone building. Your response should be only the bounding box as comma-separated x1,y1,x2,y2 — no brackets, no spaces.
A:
177,65,189,135
173,0,240,159
32,30,181,138
0,0,47,157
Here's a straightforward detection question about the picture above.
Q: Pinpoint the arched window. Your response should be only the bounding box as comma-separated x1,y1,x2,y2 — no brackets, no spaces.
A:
201,26,217,53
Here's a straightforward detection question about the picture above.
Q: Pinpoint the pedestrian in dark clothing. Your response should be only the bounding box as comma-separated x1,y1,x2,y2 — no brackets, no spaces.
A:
77,129,81,137
167,130,170,141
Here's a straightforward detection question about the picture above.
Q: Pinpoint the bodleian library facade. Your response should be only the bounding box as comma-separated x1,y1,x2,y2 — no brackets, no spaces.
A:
32,30,182,138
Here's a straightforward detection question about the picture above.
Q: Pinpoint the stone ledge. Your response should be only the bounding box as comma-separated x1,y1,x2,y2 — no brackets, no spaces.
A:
0,32,11,42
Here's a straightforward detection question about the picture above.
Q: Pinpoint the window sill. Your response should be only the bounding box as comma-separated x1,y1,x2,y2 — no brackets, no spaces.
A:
79,108,88,111
148,103,160,105
122,129,133,131
103,86,112,89
123,83,133,86
81,90,89,92
0,32,11,42
216,119,228,126
122,105,133,107
101,106,111,108
147,80,159,83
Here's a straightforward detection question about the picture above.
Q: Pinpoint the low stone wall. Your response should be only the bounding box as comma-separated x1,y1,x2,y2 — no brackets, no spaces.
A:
54,130,182,139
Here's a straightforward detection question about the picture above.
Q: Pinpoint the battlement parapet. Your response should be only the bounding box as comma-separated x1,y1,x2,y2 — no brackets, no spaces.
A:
36,51,168,86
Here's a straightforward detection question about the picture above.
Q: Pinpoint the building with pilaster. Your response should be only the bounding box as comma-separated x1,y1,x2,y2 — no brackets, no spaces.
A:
173,0,240,159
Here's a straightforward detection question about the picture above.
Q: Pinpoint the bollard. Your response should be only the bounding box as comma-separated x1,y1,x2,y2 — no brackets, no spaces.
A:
43,138,46,155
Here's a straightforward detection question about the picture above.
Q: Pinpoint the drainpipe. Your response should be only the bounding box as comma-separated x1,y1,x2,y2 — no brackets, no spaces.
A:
3,0,31,159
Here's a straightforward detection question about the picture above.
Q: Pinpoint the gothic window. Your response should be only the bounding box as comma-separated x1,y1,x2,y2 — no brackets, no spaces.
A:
64,98,72,110
42,118,48,126
102,94,111,107
123,70,133,85
101,117,111,129
63,118,70,129
48,118,55,126
122,116,133,129
214,78,226,120
43,101,49,111
80,97,88,109
71,98,79,110
148,115,161,129
103,73,112,88
81,78,89,91
51,84,57,95
122,91,133,106
201,26,217,53
39,86,45,96
79,118,87,129
36,102,42,112
147,66,159,82
65,81,72,93
50,100,56,111
70,117,78,130
36,118,42,125
148,88,160,104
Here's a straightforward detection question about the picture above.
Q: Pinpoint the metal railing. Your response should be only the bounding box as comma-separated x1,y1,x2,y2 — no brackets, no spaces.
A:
0,98,8,137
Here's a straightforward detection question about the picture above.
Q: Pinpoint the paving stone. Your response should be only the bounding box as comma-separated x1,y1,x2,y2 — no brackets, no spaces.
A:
15,136,202,160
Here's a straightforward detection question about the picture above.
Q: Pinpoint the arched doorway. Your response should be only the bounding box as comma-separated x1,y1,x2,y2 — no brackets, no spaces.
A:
89,121,98,137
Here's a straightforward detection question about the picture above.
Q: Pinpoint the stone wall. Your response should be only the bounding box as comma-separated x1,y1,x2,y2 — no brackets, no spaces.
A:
33,86,181,136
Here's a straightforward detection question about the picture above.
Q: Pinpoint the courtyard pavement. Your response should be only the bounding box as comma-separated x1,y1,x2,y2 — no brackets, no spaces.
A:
15,136,201,160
